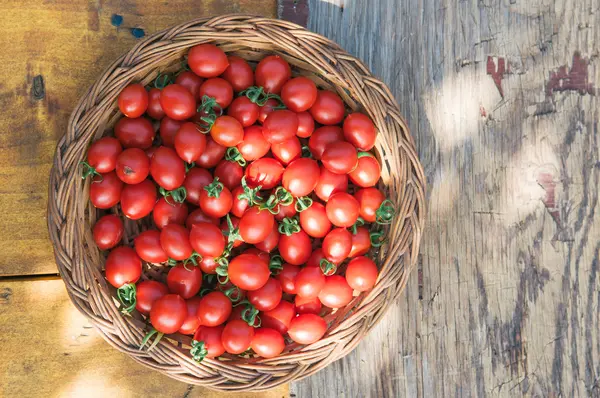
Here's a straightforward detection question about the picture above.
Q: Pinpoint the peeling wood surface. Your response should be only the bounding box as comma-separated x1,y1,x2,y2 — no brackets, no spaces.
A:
291,0,600,396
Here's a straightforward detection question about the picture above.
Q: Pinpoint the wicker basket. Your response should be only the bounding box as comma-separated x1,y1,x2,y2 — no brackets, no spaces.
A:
47,14,425,391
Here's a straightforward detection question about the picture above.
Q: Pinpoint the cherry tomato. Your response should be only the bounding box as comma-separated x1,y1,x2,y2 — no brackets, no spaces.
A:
150,146,186,190
349,226,371,257
237,125,271,161
174,122,207,163
199,178,233,218
186,208,219,230
115,148,150,184
210,115,243,147
120,179,157,220
258,98,280,123
194,325,226,358
239,207,274,244
187,44,229,78
150,294,187,334
92,214,123,250
288,314,327,344
230,185,250,218
343,113,376,150
199,256,219,274
159,84,196,120
254,222,280,253
134,230,168,263
296,111,315,138
118,83,148,118
299,202,332,238
262,110,298,144
248,278,282,312
183,167,213,206
275,199,297,221
179,296,202,335
308,126,344,160
222,319,255,354
245,158,284,190
282,158,319,197
221,55,254,92
251,328,285,358
189,222,225,258
199,78,234,109
346,256,379,292
281,76,318,112
86,137,122,173
295,266,326,299
279,230,312,265
228,253,270,291
354,188,384,223
175,71,204,98
315,165,349,202
319,275,353,308
105,246,142,288
310,90,345,125
160,224,193,261
326,192,360,227
147,88,165,120
214,160,243,190
136,280,169,314
322,228,352,263
277,263,300,294
114,117,155,149
322,142,358,174
227,96,259,127
167,264,203,299
348,153,381,187
295,295,322,315
197,137,226,168
306,248,326,268
159,117,184,148
271,136,301,165
255,55,291,94
153,198,188,229
261,300,295,334
90,172,123,209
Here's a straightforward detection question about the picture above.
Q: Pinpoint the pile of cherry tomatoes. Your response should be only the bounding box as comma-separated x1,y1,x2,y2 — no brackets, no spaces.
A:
85,43,395,361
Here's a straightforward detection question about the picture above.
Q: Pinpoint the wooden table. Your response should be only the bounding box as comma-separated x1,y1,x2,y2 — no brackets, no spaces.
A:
1,0,598,397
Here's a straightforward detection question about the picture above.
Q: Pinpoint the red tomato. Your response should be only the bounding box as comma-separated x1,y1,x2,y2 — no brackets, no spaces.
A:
261,300,295,334
210,115,243,147
199,256,219,274
174,122,207,163
343,113,377,150
136,281,169,314
251,328,285,358
193,325,226,358
242,248,270,266
92,214,123,250
319,275,353,308
299,202,332,238
187,44,229,78
197,137,226,168
86,137,122,173
105,246,142,288
167,264,203,299
189,222,225,258
348,153,381,187
159,117,184,148
239,207,275,244
296,111,315,138
90,172,123,209
230,185,250,218
221,55,254,92
237,125,271,161
214,160,243,190
199,78,234,109
308,126,344,160
262,110,299,144
150,294,187,334
227,96,259,127
245,158,284,190
346,256,378,291
288,314,327,344
153,198,188,229
255,55,291,94
175,71,204,98
183,168,213,206
277,263,300,294
282,158,320,197
116,148,150,184
186,208,219,229
147,88,165,120
349,226,371,257
322,142,358,174
179,296,202,335
322,228,352,263
134,230,168,263
159,84,196,120
275,199,297,221
295,266,326,299
315,165,349,202
295,295,322,315
222,319,255,354
279,230,312,265
150,146,186,190
145,146,157,159
281,77,318,112
228,253,270,291
354,188,384,222
254,222,280,253
326,192,360,227
306,248,326,268
258,98,280,123
199,178,233,218
114,117,155,149
120,179,157,220
310,90,345,125
271,136,301,165
118,83,148,118
248,278,282,312
160,224,193,261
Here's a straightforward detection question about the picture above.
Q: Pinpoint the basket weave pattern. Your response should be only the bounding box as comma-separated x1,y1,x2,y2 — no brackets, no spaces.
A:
47,15,425,390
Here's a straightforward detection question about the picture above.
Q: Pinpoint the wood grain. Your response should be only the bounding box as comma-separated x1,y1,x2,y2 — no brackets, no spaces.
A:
292,0,600,396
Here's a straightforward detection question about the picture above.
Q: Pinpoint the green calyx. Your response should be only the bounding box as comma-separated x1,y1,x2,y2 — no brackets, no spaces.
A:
349,217,365,235
190,340,208,362
239,86,284,107
183,252,202,268
370,230,386,247
159,186,187,204
154,73,173,89
80,161,102,180
269,254,284,275
261,187,293,214
204,177,224,198
234,300,261,327
278,216,301,236
375,199,396,225
117,283,137,314
139,328,164,351
295,196,313,213
223,214,241,246
319,258,337,276
225,147,247,167
237,177,263,206
223,285,244,303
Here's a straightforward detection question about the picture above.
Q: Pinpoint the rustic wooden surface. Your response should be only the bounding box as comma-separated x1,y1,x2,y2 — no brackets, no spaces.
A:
291,0,600,397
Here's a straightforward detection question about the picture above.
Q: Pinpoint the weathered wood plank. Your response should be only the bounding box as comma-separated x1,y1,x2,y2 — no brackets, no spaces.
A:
292,0,600,396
